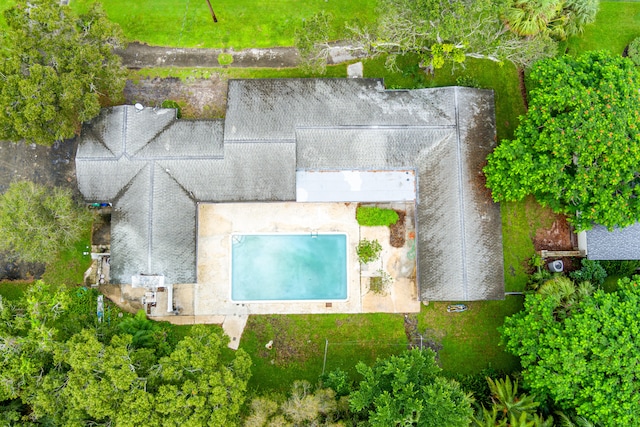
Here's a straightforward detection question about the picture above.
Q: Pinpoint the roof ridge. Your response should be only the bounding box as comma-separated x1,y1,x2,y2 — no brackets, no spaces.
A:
111,163,150,205
154,162,198,202
130,120,177,158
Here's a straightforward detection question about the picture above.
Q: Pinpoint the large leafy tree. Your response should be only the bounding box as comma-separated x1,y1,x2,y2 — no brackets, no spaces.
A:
0,282,252,426
0,181,92,262
346,0,557,70
484,51,640,230
244,380,344,426
501,277,640,426
0,0,126,145
349,349,474,427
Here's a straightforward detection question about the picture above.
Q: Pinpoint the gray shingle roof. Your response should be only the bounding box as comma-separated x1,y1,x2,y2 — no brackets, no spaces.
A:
158,143,296,201
135,121,224,159
76,80,504,300
296,128,453,170
225,79,457,142
586,223,640,260
77,106,224,284
110,165,151,283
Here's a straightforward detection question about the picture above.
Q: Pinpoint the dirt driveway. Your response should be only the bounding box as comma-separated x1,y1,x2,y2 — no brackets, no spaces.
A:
124,75,228,118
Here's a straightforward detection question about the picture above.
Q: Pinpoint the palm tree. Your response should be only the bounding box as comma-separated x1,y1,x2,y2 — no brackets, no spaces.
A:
538,276,594,319
474,406,554,426
503,0,563,37
487,376,540,419
473,376,555,426
503,0,598,40
555,411,597,427
117,309,163,348
561,0,599,37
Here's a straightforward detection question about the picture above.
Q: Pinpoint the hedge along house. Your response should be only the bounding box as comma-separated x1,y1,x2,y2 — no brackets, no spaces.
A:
76,79,504,319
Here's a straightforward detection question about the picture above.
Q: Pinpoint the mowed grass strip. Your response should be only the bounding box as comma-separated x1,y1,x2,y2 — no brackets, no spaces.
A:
70,0,378,49
565,1,640,55
129,63,348,82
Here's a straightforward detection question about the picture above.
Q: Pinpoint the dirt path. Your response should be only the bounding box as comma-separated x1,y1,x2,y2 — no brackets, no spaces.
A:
0,139,78,195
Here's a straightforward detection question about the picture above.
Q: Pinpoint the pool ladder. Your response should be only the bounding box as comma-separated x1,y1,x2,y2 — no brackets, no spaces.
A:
310,231,318,239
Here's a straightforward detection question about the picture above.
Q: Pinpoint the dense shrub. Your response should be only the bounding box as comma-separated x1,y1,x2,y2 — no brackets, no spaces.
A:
447,367,506,407
356,206,399,227
356,239,382,264
320,368,352,397
569,259,607,286
599,260,640,277
0,181,92,263
456,75,481,88
161,99,182,118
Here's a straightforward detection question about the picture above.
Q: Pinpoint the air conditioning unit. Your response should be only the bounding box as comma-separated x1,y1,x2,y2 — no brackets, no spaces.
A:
548,260,564,273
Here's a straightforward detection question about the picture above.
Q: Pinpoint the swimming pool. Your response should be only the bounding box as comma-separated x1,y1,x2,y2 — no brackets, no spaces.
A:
231,233,348,301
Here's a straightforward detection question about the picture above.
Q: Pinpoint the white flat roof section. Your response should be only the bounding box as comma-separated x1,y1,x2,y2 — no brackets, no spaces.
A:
296,170,416,202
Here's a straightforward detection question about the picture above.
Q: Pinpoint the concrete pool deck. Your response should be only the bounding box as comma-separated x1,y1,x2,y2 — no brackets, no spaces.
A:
196,202,363,316
103,201,420,348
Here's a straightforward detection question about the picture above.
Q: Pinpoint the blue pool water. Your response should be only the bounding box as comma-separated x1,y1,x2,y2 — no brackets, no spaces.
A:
231,234,347,301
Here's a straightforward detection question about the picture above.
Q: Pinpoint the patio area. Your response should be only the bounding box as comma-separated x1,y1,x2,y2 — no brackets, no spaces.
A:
101,201,420,347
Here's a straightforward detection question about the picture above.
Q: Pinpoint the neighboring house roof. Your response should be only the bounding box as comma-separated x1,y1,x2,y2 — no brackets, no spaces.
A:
583,223,640,260
76,78,504,301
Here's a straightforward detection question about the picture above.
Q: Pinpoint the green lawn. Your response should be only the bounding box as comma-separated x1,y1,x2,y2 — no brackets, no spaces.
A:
40,221,93,287
67,0,377,49
419,300,523,376
240,313,407,393
565,1,640,55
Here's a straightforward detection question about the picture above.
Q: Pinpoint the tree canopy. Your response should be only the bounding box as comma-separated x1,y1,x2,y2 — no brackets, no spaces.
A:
501,277,640,426
0,0,126,145
0,181,92,263
349,348,474,426
345,0,557,70
484,51,640,230
0,282,252,426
